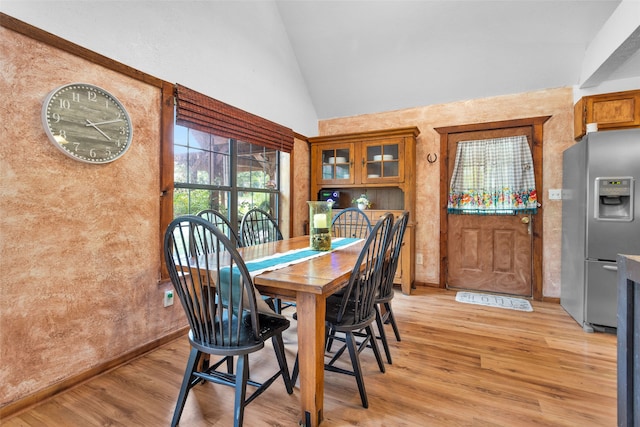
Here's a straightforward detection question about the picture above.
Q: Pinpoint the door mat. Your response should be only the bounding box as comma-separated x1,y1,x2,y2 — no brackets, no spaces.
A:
455,292,533,312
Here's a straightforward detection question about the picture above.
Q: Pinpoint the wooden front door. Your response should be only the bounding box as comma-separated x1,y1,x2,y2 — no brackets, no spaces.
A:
446,126,535,297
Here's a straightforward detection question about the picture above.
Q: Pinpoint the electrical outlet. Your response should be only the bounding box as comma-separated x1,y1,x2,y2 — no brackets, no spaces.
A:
163,290,174,307
416,253,423,265
548,189,562,200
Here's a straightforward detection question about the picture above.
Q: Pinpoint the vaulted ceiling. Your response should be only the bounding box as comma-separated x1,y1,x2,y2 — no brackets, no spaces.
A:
275,0,640,119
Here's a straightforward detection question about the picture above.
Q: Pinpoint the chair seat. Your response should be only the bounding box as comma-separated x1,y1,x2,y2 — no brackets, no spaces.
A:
325,291,376,332
189,311,290,355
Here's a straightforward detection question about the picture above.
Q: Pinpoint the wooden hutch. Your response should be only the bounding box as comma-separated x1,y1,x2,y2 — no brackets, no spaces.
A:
308,126,419,294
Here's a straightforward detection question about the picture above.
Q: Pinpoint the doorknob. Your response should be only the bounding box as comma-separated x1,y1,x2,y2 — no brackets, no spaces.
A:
521,215,532,235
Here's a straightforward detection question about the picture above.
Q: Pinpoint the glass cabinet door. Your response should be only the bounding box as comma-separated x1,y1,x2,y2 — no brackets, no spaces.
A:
363,139,403,182
319,144,353,183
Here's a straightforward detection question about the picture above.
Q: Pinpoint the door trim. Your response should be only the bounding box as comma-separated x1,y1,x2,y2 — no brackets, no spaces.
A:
435,116,550,301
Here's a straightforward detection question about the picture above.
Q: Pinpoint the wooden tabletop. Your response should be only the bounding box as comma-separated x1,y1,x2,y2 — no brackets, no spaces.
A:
245,235,363,298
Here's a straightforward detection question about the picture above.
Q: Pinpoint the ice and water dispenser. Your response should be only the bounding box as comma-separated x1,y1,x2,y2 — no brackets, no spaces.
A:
594,177,635,221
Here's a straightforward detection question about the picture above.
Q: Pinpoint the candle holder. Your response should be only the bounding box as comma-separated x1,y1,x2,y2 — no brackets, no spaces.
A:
308,201,332,251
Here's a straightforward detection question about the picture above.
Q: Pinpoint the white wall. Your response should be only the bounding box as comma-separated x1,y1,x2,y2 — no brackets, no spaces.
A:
0,0,319,136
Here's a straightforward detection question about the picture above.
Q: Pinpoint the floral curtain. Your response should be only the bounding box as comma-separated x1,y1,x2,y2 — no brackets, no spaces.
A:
448,135,538,215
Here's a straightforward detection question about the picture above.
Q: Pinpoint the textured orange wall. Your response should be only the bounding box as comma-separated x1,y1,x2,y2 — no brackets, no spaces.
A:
0,27,186,406
292,136,311,237
318,88,576,298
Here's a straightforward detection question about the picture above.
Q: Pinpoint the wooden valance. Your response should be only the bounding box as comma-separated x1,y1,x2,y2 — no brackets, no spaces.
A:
174,84,294,153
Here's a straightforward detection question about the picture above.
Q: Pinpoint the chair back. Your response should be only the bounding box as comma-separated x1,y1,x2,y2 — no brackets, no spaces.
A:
197,209,242,248
239,208,283,247
164,216,264,352
379,211,409,301
331,207,372,239
335,212,393,326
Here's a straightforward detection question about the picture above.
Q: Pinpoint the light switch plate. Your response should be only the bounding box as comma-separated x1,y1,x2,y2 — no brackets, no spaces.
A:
548,189,562,200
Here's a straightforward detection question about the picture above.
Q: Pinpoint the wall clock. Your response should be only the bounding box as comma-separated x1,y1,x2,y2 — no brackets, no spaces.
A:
42,83,133,163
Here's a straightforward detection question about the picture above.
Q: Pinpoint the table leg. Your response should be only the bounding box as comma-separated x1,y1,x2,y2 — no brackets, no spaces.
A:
296,292,325,426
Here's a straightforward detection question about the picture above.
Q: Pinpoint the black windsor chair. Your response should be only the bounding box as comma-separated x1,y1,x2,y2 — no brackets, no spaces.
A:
325,207,373,352
239,207,283,247
239,207,294,314
164,216,293,427
293,212,394,408
374,211,409,364
197,209,242,248
331,207,373,239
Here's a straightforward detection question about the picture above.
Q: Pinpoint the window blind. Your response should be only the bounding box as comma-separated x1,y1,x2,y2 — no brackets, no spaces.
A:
175,84,294,153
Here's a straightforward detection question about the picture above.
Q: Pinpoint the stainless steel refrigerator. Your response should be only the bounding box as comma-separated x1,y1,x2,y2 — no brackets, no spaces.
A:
561,129,640,332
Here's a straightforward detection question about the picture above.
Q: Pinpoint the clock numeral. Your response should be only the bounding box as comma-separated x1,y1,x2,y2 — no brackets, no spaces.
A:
59,99,71,109
105,149,112,157
59,129,67,139
89,148,97,158
119,126,127,136
72,92,80,103
52,112,61,123
87,91,97,102
72,142,80,152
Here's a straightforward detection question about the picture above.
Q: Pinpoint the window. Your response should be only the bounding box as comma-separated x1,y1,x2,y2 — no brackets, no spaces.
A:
159,84,294,278
448,135,538,215
173,123,280,229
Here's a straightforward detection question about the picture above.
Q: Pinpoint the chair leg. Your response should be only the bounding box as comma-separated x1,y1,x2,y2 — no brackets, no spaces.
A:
375,305,392,364
345,331,368,408
384,302,401,341
325,326,336,352
171,348,201,427
291,352,299,386
365,325,385,374
271,334,294,394
233,354,249,427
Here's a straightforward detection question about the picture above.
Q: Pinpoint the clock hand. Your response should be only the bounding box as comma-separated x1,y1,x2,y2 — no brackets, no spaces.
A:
84,118,123,126
85,119,112,141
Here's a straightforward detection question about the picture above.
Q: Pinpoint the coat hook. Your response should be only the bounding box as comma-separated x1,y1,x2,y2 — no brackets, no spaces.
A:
427,153,438,163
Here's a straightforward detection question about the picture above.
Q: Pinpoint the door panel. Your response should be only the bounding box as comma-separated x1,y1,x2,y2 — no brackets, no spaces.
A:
446,127,534,297
448,214,532,296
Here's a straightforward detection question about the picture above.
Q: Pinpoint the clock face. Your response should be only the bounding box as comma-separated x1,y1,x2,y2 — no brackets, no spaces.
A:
42,83,133,164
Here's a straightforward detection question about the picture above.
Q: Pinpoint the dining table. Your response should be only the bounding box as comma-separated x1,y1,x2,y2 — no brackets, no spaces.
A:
235,235,364,427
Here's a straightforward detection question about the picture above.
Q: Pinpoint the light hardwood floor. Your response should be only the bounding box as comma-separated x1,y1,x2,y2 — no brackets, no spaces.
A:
3,288,617,426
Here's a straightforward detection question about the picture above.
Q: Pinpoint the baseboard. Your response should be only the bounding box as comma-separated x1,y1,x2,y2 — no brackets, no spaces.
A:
413,281,442,288
0,326,189,420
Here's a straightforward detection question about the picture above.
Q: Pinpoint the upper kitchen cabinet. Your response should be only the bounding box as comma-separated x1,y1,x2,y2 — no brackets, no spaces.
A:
316,142,356,185
310,127,419,193
361,138,405,183
574,89,640,140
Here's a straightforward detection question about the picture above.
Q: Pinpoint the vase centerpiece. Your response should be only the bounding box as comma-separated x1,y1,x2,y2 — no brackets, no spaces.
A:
307,201,332,251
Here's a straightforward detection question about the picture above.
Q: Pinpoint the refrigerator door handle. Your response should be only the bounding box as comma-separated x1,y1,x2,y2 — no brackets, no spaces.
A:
602,264,618,271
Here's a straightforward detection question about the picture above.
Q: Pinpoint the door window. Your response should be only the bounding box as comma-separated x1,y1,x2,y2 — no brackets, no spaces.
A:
448,135,538,215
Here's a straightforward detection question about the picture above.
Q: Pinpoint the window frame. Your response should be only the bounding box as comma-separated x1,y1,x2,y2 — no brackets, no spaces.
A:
172,122,281,232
